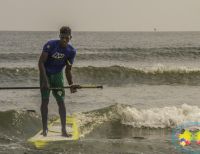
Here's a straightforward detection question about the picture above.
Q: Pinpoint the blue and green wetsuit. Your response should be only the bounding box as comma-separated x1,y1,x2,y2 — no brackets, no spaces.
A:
41,40,76,102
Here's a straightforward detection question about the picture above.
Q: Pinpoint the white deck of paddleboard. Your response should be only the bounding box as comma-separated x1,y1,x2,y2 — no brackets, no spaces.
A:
29,122,74,141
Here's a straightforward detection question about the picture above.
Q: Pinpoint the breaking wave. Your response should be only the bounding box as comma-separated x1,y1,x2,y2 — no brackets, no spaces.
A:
1,66,200,85
74,103,200,137
1,104,200,140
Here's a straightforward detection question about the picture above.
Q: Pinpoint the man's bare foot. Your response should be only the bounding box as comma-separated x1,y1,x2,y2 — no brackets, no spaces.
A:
40,129,48,137
62,130,72,137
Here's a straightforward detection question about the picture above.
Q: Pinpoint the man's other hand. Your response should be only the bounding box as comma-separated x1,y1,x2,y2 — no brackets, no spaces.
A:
70,84,80,93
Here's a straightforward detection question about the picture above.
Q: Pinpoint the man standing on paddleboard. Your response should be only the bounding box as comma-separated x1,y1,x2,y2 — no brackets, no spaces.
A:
38,26,78,137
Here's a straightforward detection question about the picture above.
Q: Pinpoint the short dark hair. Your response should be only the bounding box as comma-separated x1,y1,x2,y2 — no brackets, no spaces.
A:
60,26,71,35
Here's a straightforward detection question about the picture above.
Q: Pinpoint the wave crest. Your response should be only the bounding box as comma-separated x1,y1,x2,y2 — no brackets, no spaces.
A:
77,103,200,134
1,66,200,85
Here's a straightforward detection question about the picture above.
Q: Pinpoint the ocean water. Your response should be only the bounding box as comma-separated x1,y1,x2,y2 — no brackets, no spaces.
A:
1,31,200,153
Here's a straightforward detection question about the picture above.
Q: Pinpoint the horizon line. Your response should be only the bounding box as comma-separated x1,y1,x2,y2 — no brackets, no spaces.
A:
0,30,200,32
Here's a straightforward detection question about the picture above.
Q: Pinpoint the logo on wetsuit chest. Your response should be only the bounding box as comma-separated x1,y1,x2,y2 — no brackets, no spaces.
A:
52,52,65,59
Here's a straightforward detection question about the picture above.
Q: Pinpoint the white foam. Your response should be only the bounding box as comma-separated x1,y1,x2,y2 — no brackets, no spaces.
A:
117,104,200,128
149,63,200,73
74,104,200,137
75,112,112,137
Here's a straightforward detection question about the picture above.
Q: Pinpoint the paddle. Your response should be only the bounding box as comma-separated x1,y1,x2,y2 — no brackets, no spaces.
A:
0,85,103,90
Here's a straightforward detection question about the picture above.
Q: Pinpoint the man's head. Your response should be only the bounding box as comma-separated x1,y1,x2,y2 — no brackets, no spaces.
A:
59,26,72,47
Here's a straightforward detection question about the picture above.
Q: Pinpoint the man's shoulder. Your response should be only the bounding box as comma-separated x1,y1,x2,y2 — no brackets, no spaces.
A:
43,40,59,51
46,39,59,46
67,43,76,53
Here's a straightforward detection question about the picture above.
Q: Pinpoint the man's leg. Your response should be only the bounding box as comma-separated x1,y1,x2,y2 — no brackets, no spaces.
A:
51,72,70,137
40,74,51,136
40,99,49,136
56,101,69,136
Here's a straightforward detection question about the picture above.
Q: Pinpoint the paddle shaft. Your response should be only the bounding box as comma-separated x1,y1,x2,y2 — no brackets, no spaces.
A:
0,85,103,90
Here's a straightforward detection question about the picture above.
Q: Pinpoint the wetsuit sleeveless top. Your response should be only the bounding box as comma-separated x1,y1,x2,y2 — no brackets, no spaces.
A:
42,40,76,74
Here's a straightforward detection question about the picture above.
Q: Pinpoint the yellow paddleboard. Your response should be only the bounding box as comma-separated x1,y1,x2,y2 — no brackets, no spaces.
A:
28,115,80,148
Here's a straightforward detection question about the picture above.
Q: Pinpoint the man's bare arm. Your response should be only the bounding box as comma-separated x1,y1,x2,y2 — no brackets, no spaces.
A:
38,52,49,88
65,62,73,85
65,61,78,93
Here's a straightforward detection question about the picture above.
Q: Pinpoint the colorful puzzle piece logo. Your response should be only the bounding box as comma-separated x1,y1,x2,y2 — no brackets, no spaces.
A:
172,122,200,153
178,128,200,146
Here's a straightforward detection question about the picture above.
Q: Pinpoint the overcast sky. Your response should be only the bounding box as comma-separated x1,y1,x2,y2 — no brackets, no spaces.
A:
0,0,200,31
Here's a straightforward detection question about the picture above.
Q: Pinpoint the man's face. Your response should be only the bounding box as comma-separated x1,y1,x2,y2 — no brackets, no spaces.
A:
59,33,71,47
